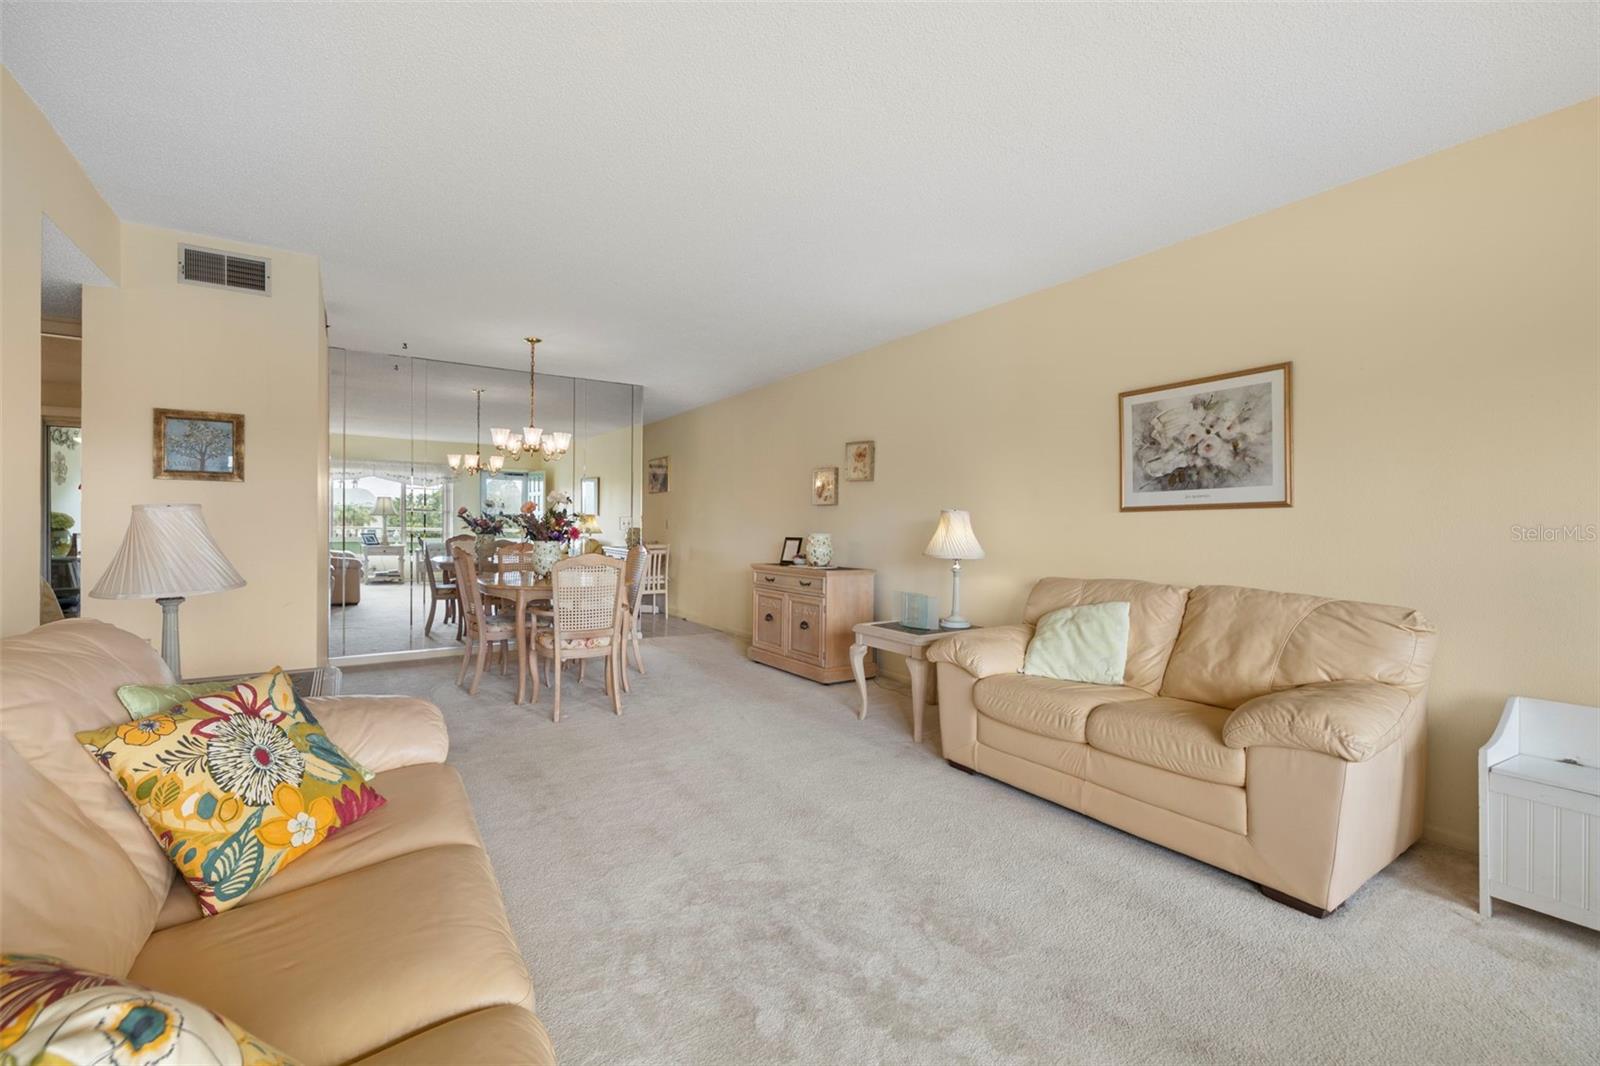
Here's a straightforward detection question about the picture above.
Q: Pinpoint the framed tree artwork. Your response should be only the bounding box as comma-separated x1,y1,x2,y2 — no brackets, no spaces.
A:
153,409,245,482
1119,363,1291,511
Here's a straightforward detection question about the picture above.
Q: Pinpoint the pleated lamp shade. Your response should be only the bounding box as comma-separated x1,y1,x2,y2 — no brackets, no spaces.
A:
924,509,985,560
91,504,246,600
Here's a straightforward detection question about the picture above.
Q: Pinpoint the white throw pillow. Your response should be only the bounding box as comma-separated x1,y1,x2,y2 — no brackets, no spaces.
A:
1022,602,1131,686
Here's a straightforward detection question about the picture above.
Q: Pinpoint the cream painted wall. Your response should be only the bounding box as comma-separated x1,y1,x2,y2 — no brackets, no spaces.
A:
81,223,328,677
0,69,120,635
644,100,1600,849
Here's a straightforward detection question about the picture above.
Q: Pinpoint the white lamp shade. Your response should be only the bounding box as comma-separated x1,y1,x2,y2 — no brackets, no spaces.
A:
372,496,399,517
924,509,985,560
90,504,246,600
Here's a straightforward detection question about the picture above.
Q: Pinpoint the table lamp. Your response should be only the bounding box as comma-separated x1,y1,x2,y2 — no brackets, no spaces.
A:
90,503,246,679
924,508,984,630
372,495,398,545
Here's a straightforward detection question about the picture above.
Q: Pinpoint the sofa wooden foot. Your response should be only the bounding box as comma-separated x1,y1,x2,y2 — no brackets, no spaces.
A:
946,759,976,775
1257,883,1333,918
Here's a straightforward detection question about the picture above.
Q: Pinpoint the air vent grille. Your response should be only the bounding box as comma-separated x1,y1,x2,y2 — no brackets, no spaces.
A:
179,245,271,294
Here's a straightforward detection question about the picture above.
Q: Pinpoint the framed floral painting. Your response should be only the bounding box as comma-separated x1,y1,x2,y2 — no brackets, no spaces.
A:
845,440,875,481
1119,363,1291,511
812,466,838,506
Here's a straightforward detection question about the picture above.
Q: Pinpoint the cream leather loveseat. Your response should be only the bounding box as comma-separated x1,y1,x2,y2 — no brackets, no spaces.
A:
0,620,553,1064
928,578,1437,916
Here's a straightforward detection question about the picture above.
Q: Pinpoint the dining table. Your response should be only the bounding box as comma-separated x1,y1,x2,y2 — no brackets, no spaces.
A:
473,568,553,705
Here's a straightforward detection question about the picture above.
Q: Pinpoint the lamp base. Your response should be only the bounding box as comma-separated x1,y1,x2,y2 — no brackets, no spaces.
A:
156,596,185,680
939,616,972,630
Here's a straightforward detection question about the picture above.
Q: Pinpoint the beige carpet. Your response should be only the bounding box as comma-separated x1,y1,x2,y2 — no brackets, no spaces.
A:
346,633,1599,1066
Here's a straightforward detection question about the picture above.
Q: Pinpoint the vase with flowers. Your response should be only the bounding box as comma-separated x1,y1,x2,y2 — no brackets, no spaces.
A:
456,507,507,569
509,500,581,577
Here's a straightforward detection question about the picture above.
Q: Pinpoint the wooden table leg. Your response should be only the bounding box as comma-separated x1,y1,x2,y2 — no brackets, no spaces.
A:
907,657,930,743
514,595,528,705
849,638,870,721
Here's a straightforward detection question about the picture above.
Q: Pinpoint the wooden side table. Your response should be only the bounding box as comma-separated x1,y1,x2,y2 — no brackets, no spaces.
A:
849,620,968,742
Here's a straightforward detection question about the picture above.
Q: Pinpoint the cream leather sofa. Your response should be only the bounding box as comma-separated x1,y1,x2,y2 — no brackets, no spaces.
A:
0,619,553,1064
928,578,1436,916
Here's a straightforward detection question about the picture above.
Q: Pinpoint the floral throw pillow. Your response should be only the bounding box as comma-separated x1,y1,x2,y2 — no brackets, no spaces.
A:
76,668,384,915
0,954,295,1065
114,674,375,780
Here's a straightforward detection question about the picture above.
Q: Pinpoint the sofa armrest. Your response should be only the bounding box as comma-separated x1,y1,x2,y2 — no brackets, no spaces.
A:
926,624,1033,679
304,695,449,773
1223,681,1418,762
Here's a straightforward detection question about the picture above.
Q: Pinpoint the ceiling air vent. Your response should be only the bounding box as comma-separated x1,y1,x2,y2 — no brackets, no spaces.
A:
178,245,271,295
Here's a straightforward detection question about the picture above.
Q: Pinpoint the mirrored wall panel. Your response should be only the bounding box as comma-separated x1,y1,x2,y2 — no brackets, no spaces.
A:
329,348,643,659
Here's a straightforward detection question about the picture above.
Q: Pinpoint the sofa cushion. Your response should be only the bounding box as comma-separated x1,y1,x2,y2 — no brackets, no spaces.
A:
1084,697,1244,786
1159,584,1436,709
350,1006,554,1066
1223,680,1419,762
974,675,1146,743
1,742,156,977
155,762,485,929
1022,578,1190,693
130,845,533,1066
1023,602,1131,685
304,695,449,774
0,954,292,1066
77,668,385,915
0,620,177,907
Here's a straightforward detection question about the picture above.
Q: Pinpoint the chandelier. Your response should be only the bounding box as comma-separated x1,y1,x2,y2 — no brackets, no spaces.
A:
446,389,493,474
491,337,571,463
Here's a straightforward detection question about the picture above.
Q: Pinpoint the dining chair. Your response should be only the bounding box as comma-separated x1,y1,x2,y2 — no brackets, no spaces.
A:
530,554,625,722
496,541,536,575
617,544,648,692
641,544,670,620
450,547,516,696
422,545,460,638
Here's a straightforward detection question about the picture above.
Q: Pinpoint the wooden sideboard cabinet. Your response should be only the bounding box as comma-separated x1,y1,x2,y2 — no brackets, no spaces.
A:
747,564,876,684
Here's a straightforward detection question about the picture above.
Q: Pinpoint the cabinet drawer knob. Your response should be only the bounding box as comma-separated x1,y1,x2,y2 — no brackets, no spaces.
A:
764,613,774,622
798,620,810,631
763,575,776,582
798,579,812,586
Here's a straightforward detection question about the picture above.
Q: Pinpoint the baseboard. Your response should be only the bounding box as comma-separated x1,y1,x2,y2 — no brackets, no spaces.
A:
1421,823,1476,854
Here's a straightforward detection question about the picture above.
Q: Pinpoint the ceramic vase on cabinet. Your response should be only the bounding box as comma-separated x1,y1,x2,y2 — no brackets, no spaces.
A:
530,541,565,579
804,533,834,567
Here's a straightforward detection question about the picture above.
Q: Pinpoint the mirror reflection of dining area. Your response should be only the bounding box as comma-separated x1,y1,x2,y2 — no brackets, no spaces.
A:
328,345,651,661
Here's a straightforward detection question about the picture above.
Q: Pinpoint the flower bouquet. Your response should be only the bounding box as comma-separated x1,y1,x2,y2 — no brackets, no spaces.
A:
456,507,506,569
508,501,580,577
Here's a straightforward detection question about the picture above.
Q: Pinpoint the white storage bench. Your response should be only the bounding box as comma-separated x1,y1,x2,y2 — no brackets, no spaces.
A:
1479,696,1600,930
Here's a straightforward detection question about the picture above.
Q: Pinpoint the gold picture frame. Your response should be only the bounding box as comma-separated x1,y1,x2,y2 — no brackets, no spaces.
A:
153,408,245,482
1118,363,1291,511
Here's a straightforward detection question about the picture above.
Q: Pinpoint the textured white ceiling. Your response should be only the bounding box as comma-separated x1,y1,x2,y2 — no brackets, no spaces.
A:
41,215,111,321
3,4,1594,419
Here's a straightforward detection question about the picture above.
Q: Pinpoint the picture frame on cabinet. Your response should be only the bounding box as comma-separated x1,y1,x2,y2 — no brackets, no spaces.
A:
778,536,805,565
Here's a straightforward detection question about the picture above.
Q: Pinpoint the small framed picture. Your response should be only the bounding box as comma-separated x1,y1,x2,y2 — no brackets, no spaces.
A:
845,440,875,481
779,536,805,565
153,409,245,482
1119,362,1292,511
812,466,838,506
647,457,669,494
580,476,600,515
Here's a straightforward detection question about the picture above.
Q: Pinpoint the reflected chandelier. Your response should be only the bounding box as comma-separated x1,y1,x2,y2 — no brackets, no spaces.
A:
491,337,571,463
